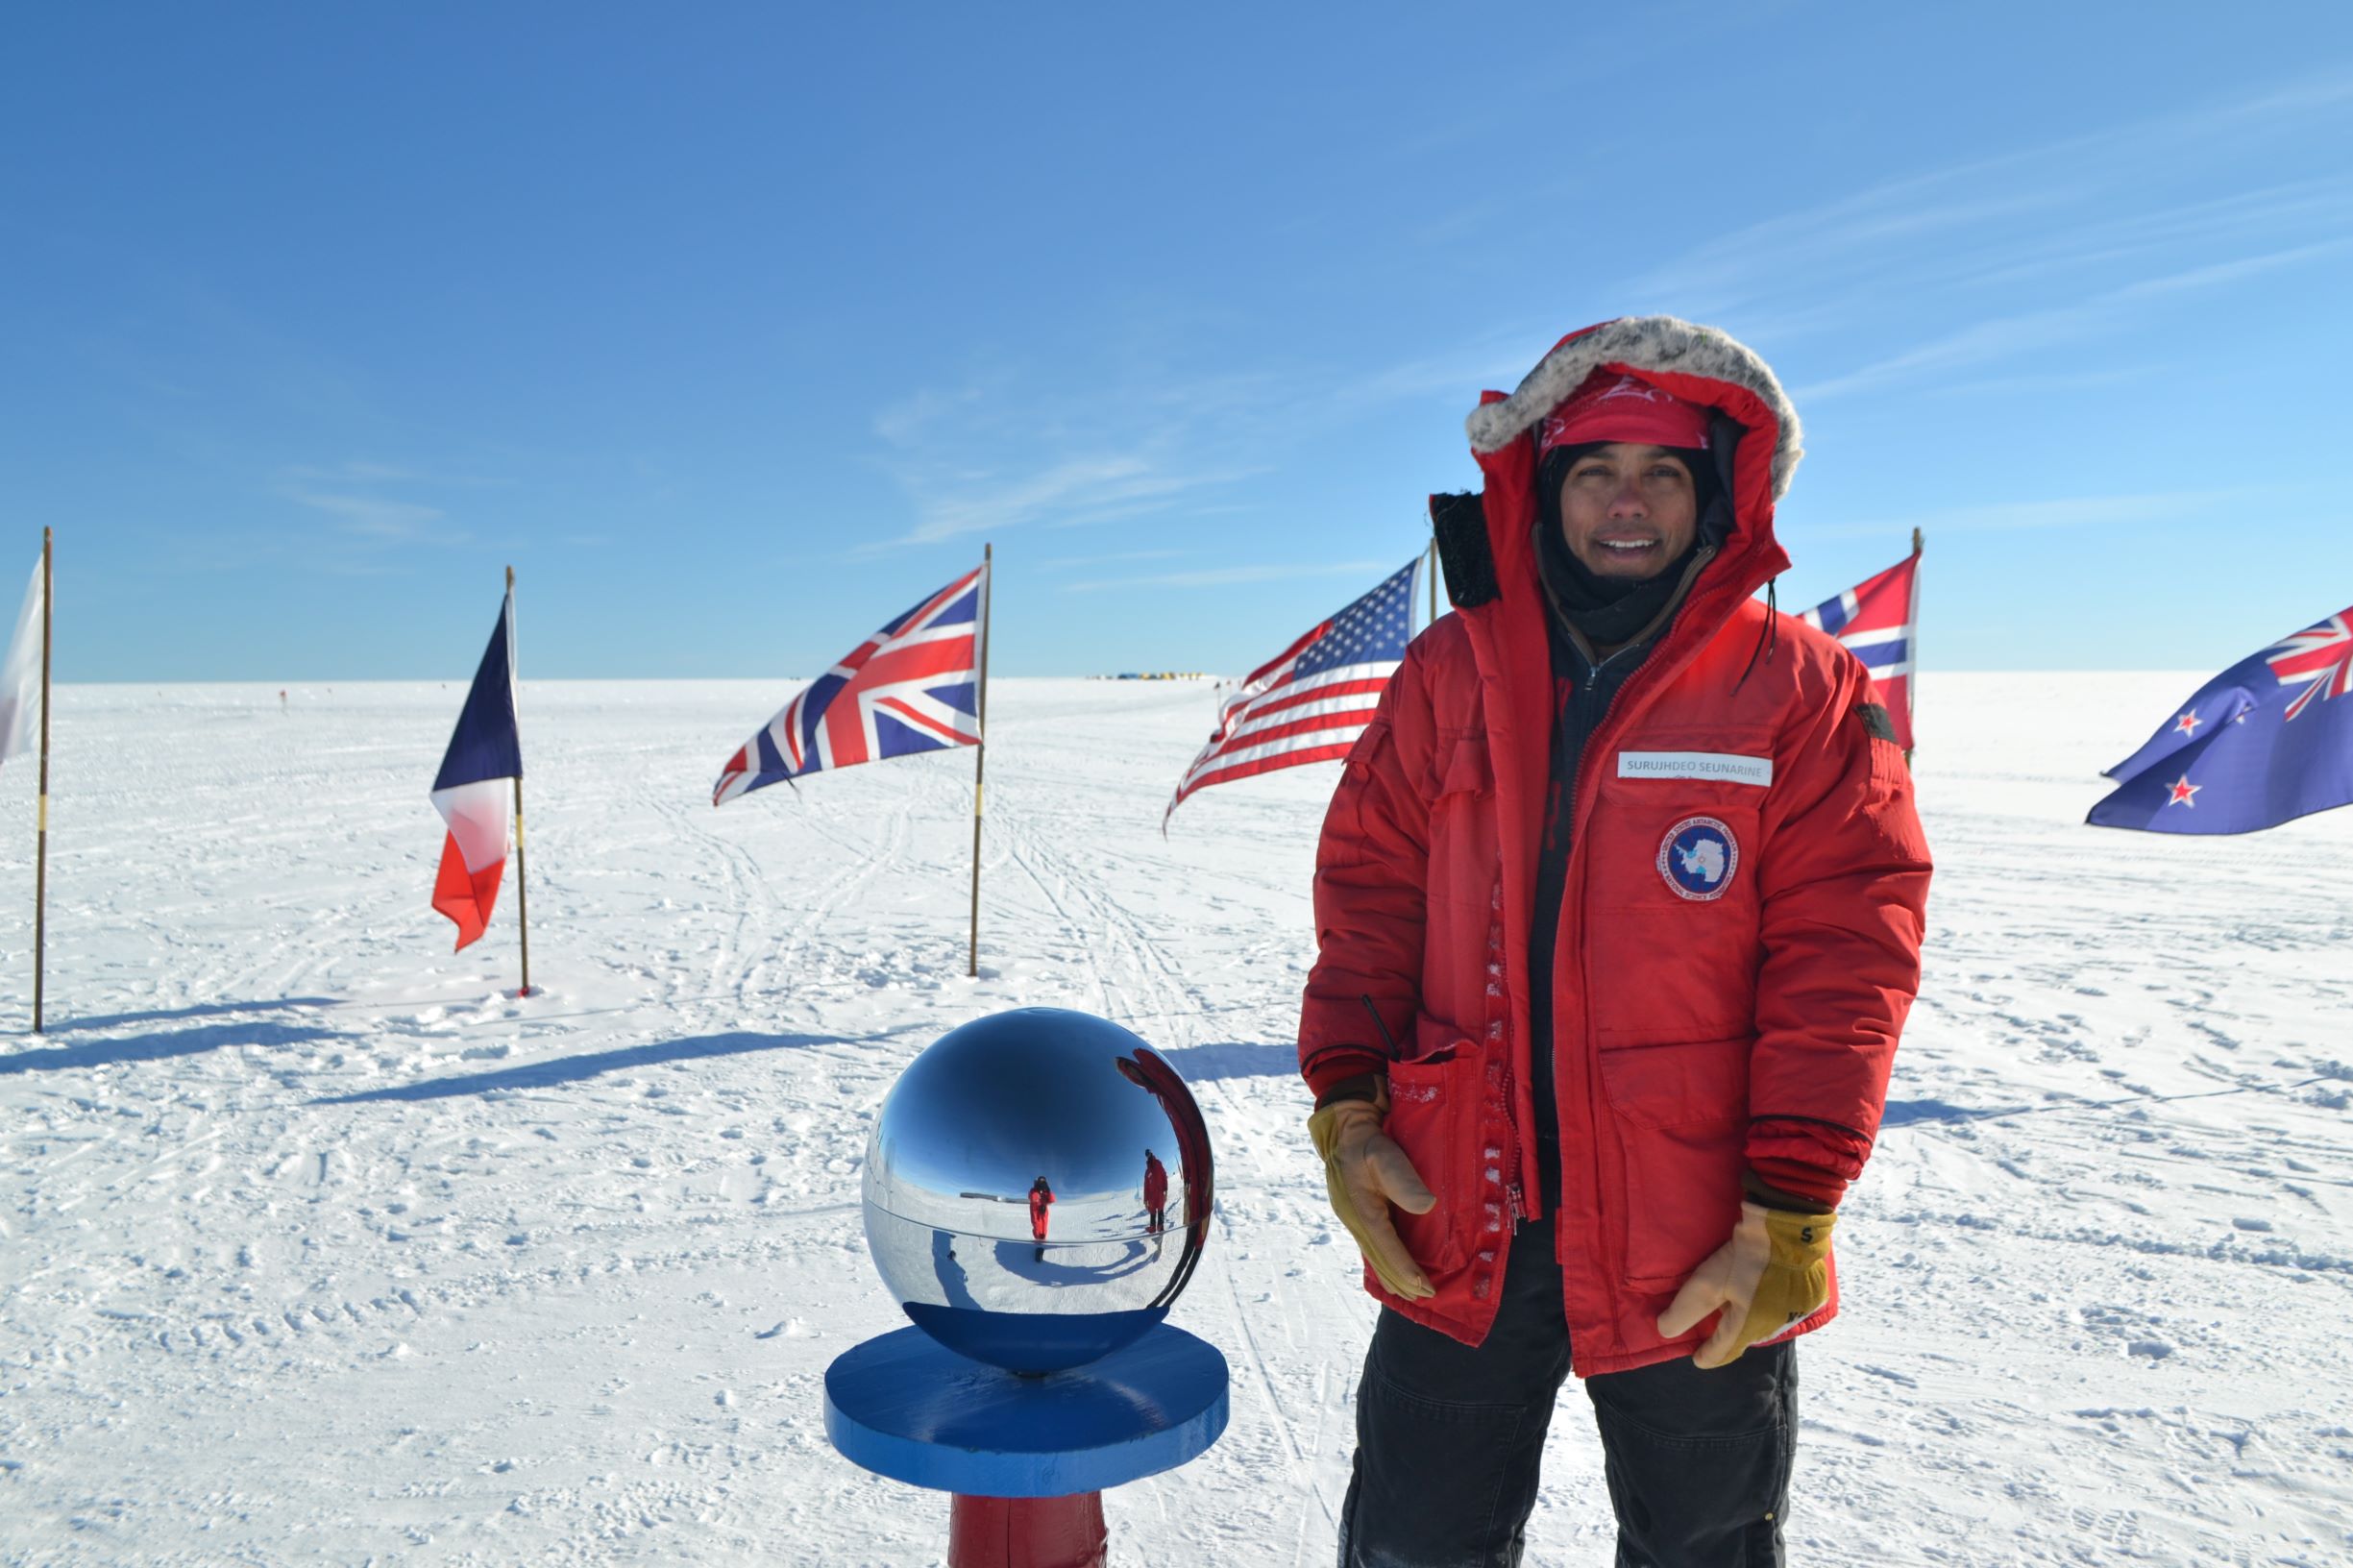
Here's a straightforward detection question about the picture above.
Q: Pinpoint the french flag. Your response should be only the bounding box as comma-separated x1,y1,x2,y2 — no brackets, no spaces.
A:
430,590,523,950
1798,549,1922,750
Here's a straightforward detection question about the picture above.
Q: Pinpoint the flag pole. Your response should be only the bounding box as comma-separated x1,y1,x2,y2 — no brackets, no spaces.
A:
968,544,993,979
33,527,52,1034
1904,527,1924,771
508,565,532,998
1425,538,1437,629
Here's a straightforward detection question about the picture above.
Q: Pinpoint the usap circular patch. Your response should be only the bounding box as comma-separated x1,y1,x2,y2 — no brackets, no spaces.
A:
1657,816,1739,902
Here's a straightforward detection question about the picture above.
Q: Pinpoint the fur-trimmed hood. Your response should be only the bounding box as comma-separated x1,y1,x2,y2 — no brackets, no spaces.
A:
1466,315,1802,501
1434,316,1802,617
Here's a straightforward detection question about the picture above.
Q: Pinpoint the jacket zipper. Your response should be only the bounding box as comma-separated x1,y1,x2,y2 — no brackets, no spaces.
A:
1543,545,1720,1265
1553,544,1741,1309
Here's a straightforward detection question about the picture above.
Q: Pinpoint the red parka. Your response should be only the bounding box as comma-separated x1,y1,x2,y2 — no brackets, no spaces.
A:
1299,318,1932,1375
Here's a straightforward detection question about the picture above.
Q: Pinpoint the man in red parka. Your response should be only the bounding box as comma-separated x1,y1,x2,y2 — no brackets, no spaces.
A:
1300,317,1931,1566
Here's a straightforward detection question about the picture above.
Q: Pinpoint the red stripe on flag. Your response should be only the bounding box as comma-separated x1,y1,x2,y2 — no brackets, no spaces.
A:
1178,741,1361,802
874,695,976,747
1242,674,1395,722
431,832,506,951
1193,703,1382,763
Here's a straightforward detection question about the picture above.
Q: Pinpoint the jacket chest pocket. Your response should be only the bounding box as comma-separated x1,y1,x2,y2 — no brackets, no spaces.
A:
1584,727,1774,916
1586,797,1762,914
1580,730,1770,1044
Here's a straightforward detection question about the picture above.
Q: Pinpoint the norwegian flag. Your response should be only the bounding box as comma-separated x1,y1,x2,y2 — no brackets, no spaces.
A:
1164,559,1418,825
2089,602,2353,835
1797,550,1921,750
713,564,984,805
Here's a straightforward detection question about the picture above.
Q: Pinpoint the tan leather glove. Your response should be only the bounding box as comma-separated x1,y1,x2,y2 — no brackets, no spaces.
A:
1307,1090,1437,1301
1656,1201,1834,1368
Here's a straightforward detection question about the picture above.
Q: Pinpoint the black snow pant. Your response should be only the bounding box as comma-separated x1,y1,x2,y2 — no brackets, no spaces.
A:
1336,1223,1797,1568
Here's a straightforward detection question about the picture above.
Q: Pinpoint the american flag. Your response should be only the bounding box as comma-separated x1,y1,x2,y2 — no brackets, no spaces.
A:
1798,550,1921,750
1164,559,1419,824
713,564,984,806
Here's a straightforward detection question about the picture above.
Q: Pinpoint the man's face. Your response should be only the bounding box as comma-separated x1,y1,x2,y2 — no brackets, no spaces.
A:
1556,442,1700,580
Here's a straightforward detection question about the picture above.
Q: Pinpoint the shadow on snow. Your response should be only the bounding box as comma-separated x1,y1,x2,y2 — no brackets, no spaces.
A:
1881,1073,2340,1129
39,996,342,1033
1153,1041,1295,1083
311,1029,891,1104
0,1019,358,1075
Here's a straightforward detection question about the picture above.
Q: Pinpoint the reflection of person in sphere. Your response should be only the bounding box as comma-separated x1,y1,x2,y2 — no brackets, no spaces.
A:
1142,1149,1169,1235
1028,1176,1054,1261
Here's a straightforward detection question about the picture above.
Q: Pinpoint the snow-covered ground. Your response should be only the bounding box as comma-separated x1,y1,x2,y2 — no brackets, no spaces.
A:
2,674,2348,1567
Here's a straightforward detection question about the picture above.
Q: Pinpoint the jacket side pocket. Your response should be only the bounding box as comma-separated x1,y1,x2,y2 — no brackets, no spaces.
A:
1382,1033,1482,1280
1596,1037,1749,1288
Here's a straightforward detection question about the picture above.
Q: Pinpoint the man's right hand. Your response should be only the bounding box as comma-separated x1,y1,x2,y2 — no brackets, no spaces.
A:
1308,1094,1437,1300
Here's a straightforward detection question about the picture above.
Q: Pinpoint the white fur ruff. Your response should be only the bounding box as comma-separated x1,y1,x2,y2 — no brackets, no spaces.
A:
1464,316,1803,500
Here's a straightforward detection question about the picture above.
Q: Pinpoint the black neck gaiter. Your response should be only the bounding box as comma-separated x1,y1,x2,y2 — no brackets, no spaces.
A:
1534,443,1711,650
1535,519,1700,650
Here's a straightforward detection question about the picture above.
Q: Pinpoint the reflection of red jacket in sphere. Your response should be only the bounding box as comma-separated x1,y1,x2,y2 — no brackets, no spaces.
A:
1028,1182,1054,1241
1298,320,1932,1376
1117,1050,1211,1228
1142,1153,1168,1212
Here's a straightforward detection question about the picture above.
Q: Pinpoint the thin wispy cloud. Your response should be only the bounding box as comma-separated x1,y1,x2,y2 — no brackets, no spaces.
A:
274,457,480,560
1343,331,1548,406
1955,180,2352,293
1065,561,1392,592
861,354,1286,551
863,328,1539,560
282,489,450,540
1038,548,1189,569
1802,488,2257,541
282,459,507,489
868,452,1243,549
1615,68,2353,423
1630,68,2353,322
1795,240,2349,403
2106,237,2352,301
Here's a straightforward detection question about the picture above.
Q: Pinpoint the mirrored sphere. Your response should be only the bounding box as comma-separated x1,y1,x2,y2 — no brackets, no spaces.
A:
863,1007,1213,1375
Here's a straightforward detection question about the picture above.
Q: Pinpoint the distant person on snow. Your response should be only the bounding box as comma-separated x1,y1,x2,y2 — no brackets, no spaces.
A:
1143,1149,1169,1235
1028,1176,1054,1261
1300,316,1932,1566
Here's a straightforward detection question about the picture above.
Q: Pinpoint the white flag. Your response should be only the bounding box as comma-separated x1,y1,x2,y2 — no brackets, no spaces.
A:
0,554,43,766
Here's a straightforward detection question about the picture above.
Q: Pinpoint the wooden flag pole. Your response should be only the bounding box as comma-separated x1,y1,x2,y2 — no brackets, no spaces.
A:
1904,527,1924,771
968,544,993,979
34,528,52,1034
508,565,532,998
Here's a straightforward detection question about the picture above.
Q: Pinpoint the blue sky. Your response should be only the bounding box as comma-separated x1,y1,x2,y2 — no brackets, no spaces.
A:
4,4,2350,681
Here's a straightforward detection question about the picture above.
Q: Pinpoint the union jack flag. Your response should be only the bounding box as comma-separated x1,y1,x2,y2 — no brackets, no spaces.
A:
1164,559,1418,825
2089,601,2353,836
713,564,985,806
2267,609,2353,721
1797,550,1920,750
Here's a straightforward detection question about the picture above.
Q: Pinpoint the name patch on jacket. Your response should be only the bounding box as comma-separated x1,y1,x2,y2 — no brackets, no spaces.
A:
1618,750,1774,787
1658,816,1741,900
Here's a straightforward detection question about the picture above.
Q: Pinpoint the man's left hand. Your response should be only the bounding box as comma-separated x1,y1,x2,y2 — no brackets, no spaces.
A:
1656,1201,1835,1368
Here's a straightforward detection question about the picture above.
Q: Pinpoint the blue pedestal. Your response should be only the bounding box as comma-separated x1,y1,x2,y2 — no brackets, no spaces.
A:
824,1323,1229,1499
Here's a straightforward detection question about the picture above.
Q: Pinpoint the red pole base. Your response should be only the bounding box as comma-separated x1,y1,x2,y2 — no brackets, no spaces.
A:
948,1493,1107,1568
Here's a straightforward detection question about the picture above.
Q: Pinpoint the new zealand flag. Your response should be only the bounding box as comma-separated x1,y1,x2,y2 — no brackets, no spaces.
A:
2088,604,2353,835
